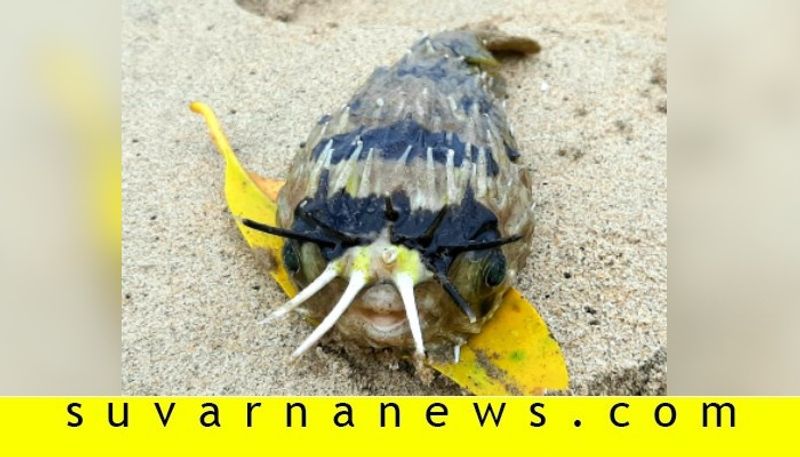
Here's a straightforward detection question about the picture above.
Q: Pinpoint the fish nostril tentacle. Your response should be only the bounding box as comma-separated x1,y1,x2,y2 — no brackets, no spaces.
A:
381,246,398,264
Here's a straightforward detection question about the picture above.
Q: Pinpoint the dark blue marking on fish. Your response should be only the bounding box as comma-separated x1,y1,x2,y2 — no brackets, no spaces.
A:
457,96,520,162
434,35,492,62
393,55,475,85
310,118,499,175
459,95,492,115
389,186,501,272
396,58,451,81
289,171,502,272
504,141,520,161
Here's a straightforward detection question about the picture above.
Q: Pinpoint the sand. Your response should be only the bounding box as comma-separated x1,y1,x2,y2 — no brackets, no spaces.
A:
122,0,666,395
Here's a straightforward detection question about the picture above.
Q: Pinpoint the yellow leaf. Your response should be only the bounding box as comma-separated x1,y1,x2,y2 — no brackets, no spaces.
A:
191,101,569,394
431,288,569,395
190,101,296,297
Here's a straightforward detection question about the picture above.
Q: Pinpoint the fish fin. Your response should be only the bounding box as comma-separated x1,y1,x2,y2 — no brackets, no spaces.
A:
461,22,541,56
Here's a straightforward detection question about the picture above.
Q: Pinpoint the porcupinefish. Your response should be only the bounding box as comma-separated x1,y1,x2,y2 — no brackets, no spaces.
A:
239,27,540,363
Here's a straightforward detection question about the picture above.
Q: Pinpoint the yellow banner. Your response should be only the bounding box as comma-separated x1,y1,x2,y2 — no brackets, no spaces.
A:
0,397,794,456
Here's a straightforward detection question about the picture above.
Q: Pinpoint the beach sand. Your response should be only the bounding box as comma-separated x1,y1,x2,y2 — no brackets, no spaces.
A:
122,0,666,394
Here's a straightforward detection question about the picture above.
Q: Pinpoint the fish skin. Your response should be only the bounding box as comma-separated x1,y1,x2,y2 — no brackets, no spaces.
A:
276,28,539,350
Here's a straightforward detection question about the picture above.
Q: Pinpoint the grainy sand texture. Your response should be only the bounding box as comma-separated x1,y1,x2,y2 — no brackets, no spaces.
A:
122,0,666,394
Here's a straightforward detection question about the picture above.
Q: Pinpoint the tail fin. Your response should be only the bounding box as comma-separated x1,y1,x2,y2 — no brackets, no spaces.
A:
428,25,540,70
469,23,541,56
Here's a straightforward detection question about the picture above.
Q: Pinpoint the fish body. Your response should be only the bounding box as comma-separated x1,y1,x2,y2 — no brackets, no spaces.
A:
269,28,539,359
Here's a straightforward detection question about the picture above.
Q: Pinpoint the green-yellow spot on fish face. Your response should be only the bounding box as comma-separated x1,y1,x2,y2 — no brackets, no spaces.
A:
509,350,525,362
329,258,345,275
395,246,423,283
351,247,373,279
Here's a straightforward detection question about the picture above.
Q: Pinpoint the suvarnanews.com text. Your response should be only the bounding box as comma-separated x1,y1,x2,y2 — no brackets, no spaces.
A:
64,400,736,429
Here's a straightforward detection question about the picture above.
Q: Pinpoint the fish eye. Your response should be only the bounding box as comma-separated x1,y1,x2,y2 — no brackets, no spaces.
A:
299,241,327,280
282,242,301,273
483,252,507,288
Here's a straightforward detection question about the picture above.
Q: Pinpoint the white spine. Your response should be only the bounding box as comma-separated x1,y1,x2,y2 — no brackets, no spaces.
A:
477,146,487,198
358,147,375,197
292,271,367,358
394,274,425,357
446,148,457,203
260,265,339,324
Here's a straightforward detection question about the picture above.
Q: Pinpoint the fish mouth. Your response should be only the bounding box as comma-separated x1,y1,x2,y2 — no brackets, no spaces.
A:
349,306,408,332
260,243,432,357
348,283,408,332
344,283,413,342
